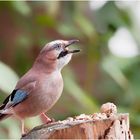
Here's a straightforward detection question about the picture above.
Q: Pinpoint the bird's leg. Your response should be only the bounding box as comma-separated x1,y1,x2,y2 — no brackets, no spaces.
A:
21,120,26,136
40,113,52,123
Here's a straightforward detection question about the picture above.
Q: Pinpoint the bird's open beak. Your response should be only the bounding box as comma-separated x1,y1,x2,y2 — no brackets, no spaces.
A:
57,40,80,59
65,39,80,54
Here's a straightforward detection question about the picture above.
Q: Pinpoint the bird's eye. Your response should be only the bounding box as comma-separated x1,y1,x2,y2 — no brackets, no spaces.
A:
55,43,60,50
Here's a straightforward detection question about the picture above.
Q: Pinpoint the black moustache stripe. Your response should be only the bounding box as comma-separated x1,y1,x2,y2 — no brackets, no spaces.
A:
57,51,68,59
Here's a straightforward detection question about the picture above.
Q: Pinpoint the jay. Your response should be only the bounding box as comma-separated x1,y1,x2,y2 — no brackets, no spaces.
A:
0,39,80,135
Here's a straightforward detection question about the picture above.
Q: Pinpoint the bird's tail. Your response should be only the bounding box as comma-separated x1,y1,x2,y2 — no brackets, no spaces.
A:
0,113,11,121
0,103,11,121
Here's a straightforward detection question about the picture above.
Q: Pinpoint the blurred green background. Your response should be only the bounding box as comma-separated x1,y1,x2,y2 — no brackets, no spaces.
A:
0,1,140,138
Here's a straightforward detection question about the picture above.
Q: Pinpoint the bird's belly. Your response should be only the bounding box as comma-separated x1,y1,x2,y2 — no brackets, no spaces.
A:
13,78,63,119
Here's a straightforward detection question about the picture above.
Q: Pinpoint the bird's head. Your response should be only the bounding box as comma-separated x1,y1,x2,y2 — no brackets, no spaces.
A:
38,39,80,71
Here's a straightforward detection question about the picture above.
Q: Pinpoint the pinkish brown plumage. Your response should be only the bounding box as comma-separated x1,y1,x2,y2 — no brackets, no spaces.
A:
0,39,80,135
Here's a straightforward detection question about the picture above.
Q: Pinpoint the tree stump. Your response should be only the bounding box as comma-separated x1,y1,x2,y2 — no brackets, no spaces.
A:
21,103,134,139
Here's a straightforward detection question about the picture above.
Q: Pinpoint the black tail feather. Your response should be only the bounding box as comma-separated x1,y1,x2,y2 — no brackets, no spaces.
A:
0,113,11,121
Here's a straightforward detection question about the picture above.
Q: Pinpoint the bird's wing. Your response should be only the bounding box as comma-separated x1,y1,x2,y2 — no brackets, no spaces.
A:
0,89,28,111
0,79,37,121
0,79,37,112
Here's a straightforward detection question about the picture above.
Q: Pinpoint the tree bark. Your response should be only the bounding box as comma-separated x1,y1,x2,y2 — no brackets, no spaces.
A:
21,103,134,139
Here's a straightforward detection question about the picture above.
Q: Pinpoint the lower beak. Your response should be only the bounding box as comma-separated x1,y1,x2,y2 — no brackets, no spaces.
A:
68,49,80,54
65,39,80,54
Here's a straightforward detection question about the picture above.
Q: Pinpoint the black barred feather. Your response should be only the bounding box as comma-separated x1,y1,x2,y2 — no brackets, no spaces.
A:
0,114,11,121
0,89,28,122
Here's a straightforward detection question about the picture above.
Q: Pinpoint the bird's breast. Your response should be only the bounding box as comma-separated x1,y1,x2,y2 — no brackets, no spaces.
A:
38,72,63,108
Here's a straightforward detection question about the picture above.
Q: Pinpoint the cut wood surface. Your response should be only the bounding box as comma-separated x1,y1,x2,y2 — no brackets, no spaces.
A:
21,102,134,139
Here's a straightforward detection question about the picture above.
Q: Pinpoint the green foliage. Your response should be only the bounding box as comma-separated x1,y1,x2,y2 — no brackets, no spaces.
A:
11,1,31,16
0,62,18,94
63,68,98,112
0,1,140,138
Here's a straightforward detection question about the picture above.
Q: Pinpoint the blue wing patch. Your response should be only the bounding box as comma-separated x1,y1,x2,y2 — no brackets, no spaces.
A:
0,89,28,110
12,90,28,106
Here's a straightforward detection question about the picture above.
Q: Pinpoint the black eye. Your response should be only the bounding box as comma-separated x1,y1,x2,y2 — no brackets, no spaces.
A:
55,43,60,50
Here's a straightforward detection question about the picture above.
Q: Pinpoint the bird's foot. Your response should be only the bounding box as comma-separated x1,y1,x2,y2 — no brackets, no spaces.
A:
41,113,55,124
21,120,27,137
21,133,26,137
46,118,55,124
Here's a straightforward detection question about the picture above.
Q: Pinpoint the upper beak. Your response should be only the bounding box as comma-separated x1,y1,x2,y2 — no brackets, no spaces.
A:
65,39,79,48
65,39,80,53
